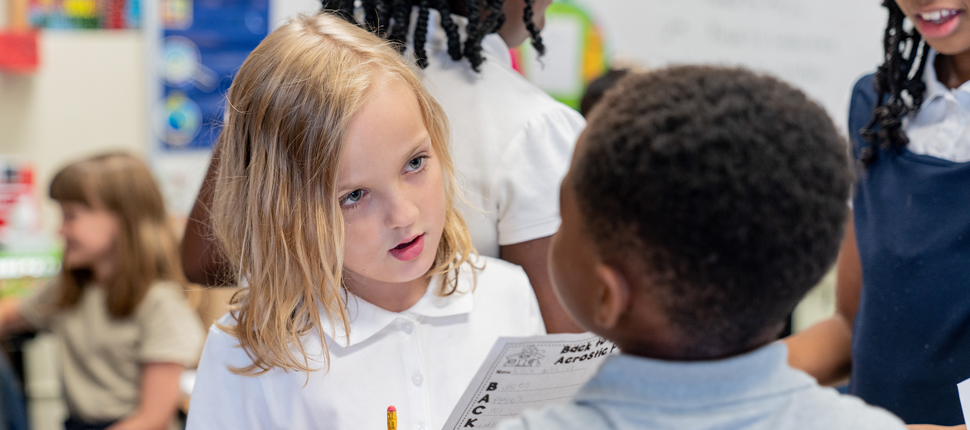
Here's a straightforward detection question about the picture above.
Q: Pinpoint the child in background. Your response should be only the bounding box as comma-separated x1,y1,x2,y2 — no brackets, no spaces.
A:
785,0,970,424
0,152,205,430
185,13,544,430
182,0,585,333
498,66,920,430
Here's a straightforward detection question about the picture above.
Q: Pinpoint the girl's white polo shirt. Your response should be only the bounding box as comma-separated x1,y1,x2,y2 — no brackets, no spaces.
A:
186,255,545,430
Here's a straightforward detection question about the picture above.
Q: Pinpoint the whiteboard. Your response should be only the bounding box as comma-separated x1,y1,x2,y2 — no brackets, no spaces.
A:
271,0,889,130
576,0,887,131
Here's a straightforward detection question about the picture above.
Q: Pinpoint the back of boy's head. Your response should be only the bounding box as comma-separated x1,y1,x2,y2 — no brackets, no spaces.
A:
577,66,852,355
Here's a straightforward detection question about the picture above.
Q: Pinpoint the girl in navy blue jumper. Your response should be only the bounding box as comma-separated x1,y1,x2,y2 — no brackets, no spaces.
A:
787,0,970,425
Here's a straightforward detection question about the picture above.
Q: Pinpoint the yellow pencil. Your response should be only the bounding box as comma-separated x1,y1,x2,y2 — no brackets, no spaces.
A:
387,405,397,430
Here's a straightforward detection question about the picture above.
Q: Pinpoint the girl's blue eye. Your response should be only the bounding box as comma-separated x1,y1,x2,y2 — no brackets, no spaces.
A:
341,189,365,206
406,156,427,172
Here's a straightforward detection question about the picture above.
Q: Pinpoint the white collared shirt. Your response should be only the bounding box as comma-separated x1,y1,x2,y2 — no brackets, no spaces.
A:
904,49,970,162
186,256,545,430
408,10,586,257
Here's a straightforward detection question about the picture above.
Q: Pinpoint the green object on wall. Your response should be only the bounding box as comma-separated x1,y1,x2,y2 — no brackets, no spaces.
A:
512,0,609,110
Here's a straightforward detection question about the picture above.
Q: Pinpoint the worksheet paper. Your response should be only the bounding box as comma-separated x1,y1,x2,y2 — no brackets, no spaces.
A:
441,333,619,429
958,376,970,424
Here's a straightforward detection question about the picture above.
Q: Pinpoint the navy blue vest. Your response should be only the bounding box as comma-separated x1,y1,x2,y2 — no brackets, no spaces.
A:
849,73,970,425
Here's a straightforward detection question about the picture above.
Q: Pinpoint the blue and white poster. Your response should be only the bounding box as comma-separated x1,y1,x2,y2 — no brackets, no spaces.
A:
155,0,268,150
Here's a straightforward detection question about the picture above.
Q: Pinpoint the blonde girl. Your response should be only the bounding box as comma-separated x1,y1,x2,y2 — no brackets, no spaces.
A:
0,152,205,430
182,0,585,335
185,13,544,430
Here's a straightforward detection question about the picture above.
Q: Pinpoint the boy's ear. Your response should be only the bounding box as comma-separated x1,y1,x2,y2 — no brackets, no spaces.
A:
592,263,632,329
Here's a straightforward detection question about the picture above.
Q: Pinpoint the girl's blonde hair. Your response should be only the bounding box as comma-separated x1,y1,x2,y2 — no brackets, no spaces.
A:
212,13,474,375
49,152,186,317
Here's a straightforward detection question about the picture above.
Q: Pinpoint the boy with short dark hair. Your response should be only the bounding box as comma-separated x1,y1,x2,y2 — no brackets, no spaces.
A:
498,65,908,430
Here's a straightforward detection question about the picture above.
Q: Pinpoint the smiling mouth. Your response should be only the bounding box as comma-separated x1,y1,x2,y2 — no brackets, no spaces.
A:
914,8,964,39
919,9,962,24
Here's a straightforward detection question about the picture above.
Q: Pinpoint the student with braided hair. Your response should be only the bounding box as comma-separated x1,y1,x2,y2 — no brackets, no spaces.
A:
786,0,970,425
181,0,585,333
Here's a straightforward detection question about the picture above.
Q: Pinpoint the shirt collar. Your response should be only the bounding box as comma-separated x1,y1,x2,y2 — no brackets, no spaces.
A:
326,270,475,348
923,49,949,103
922,48,970,101
412,7,514,70
574,343,813,406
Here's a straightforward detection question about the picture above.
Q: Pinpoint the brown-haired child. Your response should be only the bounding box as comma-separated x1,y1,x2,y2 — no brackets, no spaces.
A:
0,152,205,430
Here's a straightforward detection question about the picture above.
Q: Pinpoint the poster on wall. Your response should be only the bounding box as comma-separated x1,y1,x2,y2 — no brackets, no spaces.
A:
150,0,268,219
154,0,268,151
512,0,608,111
29,0,141,29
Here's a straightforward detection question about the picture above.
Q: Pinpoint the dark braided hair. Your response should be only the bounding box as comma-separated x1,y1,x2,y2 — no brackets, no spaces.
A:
387,0,413,52
320,0,356,23
861,0,929,165
360,0,392,37
482,0,506,36
462,0,484,70
435,0,464,61
413,0,431,67
522,0,544,55
322,0,544,71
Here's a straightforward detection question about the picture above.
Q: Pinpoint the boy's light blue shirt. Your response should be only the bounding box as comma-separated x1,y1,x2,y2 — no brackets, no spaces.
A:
498,343,907,430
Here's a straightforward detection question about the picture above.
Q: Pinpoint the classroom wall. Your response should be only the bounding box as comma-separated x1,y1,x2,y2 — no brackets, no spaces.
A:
1,0,891,235
271,0,888,131
581,0,887,131
0,29,146,234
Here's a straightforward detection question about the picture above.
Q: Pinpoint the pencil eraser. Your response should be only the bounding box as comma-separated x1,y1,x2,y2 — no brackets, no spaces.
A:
387,406,396,412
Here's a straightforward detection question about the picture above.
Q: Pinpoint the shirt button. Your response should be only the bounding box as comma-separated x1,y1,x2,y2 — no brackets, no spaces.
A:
402,322,414,334
412,373,424,386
